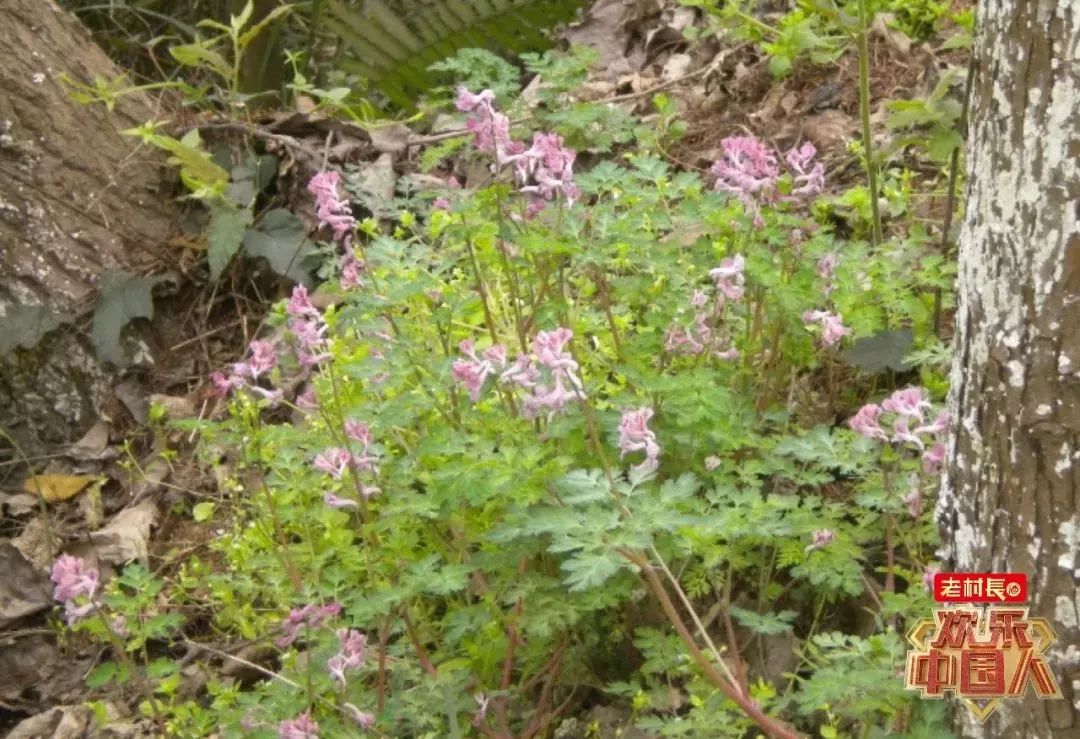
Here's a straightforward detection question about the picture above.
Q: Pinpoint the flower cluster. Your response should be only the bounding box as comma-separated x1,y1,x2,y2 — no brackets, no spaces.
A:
457,87,579,215
510,132,581,215
848,387,948,475
277,602,341,648
618,407,660,474
307,171,356,246
817,253,838,297
287,285,332,368
802,310,851,348
452,328,586,419
457,87,518,162
665,256,743,359
805,529,835,552
711,135,824,225
50,554,99,624
211,339,282,403
279,712,319,739
314,419,381,503
327,628,367,685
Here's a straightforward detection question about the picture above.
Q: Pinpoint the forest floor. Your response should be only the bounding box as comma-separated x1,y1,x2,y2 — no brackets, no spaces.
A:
0,0,971,735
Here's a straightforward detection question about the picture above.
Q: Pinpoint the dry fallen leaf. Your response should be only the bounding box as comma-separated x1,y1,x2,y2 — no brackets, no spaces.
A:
22,474,99,503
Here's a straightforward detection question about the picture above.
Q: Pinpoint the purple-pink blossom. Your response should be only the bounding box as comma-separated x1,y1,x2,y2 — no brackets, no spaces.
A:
344,704,375,729
619,407,660,474
512,328,585,419
457,87,515,161
308,170,356,245
922,441,946,473
314,448,352,479
277,603,341,648
848,403,888,441
453,339,507,402
50,555,99,624
278,711,319,739
510,132,581,211
802,310,851,348
882,387,932,420
711,136,779,202
327,628,367,685
785,141,825,197
709,255,746,303
903,474,923,518
805,529,835,552
817,253,838,296
324,492,359,509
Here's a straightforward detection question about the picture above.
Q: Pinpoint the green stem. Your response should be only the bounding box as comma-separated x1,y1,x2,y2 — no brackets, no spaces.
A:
856,0,883,247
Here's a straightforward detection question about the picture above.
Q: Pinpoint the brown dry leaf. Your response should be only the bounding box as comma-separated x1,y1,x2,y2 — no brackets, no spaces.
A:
870,13,912,55
6,705,92,739
369,123,412,156
0,543,52,627
800,110,859,151
22,473,99,503
68,500,158,566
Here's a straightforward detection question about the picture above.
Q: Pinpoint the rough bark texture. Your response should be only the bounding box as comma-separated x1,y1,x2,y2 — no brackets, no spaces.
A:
0,0,175,449
938,1,1080,736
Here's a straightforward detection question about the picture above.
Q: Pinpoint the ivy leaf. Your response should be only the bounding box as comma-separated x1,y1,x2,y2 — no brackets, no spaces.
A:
242,208,319,283
207,202,253,281
0,303,71,354
91,271,165,366
840,329,913,373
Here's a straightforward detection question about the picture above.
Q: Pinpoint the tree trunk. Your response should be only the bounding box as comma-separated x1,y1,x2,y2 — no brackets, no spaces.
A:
0,0,175,450
939,1,1080,736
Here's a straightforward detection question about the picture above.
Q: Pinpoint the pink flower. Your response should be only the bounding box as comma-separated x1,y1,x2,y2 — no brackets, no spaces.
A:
881,387,931,421
433,197,450,210
708,255,746,302
805,529,835,552
341,255,365,289
296,387,318,410
245,340,278,379
324,493,359,509
619,407,660,474
892,417,925,450
903,475,923,518
210,371,242,397
452,339,507,402
277,603,341,648
817,253,838,296
308,171,356,245
314,448,352,479
510,132,580,210
785,141,825,197
327,628,368,684
848,403,888,441
278,712,319,739
455,87,495,112
344,420,372,448
711,136,779,203
922,441,946,474
915,411,950,436
803,310,851,347
344,704,375,730
287,285,318,318
50,555,99,604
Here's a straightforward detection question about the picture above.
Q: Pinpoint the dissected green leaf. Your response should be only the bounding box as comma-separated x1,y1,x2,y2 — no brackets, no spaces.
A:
91,271,165,366
207,202,254,280
242,208,319,283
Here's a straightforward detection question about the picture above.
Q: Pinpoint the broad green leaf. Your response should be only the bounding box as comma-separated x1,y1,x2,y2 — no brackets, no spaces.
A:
561,548,624,591
192,501,216,522
0,303,71,353
91,271,165,366
207,202,253,281
242,208,319,283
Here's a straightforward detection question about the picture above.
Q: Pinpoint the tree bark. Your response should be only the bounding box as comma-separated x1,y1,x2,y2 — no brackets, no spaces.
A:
939,1,1080,736
0,0,175,450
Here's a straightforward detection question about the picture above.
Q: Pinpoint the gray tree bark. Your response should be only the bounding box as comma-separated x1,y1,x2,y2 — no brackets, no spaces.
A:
0,0,175,450
939,1,1080,736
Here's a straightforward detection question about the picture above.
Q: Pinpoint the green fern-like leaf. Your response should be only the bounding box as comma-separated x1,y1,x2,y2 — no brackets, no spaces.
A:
326,0,584,108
